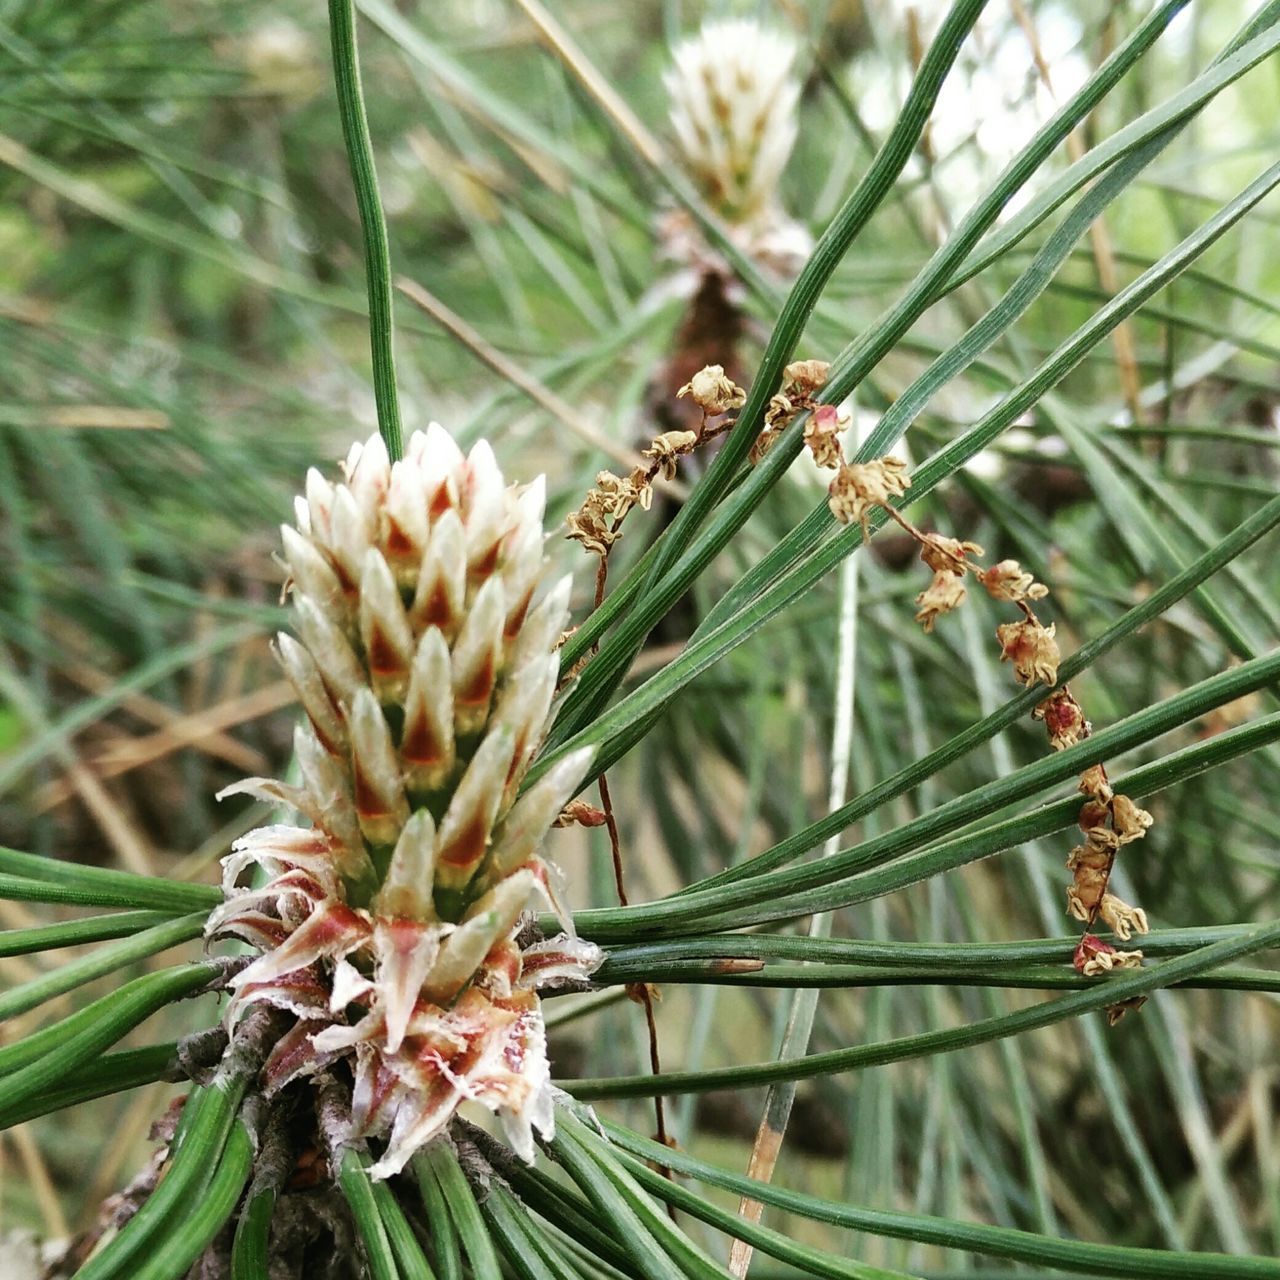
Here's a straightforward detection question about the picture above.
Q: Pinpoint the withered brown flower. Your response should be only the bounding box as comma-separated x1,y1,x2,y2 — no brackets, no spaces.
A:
996,618,1060,687
803,404,847,470
914,571,967,633
827,456,911,534
978,559,1049,604
1033,689,1088,750
677,365,746,416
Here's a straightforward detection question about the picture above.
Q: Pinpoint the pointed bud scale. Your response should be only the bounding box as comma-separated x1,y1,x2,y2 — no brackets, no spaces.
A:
219,824,333,897
433,727,516,900
304,467,335,544
422,870,536,1004
213,427,602,1179
216,775,319,826
411,509,466,640
342,438,366,478
346,432,390,520
227,900,371,998
292,725,369,886
463,440,506,585
384,459,430,584
263,1019,344,1095
492,655,559,809
415,421,465,508
359,549,416,702
329,486,374,596
507,575,571,677
513,473,547,530
331,957,376,1012
367,1077,458,1180
281,525,347,624
274,633,346,756
374,919,441,1053
500,516,545,645
451,576,505,736
400,628,456,794
377,810,437,921
481,746,597,890
295,596,366,710
349,687,410,847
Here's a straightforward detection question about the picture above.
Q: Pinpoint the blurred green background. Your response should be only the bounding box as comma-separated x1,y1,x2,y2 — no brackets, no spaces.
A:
1,0,1279,1270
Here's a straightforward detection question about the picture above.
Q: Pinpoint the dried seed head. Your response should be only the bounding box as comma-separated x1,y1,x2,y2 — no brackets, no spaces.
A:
1033,690,1088,750
566,497,620,557
914,571,967,633
212,426,601,1176
1097,893,1150,942
1111,794,1154,844
1065,844,1110,923
827,456,911,534
1079,764,1113,803
782,359,830,399
554,800,609,828
803,404,847,470
919,533,984,575
1105,995,1149,1026
643,429,701,481
996,618,1061,687
676,366,746,417
978,559,1049,604
1074,934,1144,977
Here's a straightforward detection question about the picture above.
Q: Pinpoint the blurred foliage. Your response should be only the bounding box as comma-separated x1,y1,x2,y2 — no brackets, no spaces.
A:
2,0,1280,1272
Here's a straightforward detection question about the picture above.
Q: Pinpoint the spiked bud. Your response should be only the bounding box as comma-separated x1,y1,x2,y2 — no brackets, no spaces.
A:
210,426,600,1177
664,18,811,269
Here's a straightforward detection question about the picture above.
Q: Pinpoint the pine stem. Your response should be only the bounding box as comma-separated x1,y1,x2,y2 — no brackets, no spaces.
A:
328,0,403,461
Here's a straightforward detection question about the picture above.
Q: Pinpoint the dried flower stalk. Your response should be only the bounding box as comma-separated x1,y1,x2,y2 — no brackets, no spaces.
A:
819,435,1154,1013
566,364,747,562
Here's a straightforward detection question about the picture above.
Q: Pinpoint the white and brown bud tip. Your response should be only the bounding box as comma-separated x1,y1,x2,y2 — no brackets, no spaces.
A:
210,426,600,1177
664,19,811,271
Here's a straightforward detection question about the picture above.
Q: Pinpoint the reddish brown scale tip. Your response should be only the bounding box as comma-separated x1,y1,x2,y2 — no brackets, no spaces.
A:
418,581,454,631
366,624,406,679
400,715,447,771
457,653,497,710
353,761,393,823
429,484,455,519
1078,800,1111,832
306,714,343,758
504,588,534,641
1073,933,1114,973
472,540,502,581
330,559,359,597
384,518,416,559
438,813,488,869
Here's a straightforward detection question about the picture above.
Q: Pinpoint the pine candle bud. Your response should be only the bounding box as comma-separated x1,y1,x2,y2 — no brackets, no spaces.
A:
210,426,600,1177
666,20,801,228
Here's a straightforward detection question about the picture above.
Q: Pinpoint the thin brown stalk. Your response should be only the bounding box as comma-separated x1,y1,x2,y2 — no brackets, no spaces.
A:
397,276,652,473
62,663,267,775
10,1124,69,1241
1011,0,1143,425
3,405,169,430
508,0,668,172
33,682,290,813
